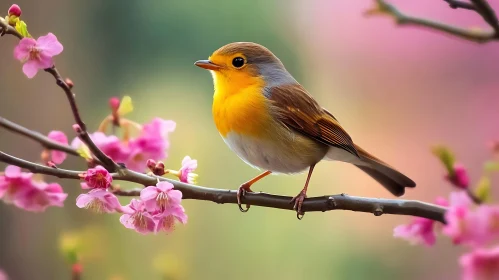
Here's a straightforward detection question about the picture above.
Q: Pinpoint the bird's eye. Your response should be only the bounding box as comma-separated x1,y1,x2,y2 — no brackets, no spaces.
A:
232,57,245,68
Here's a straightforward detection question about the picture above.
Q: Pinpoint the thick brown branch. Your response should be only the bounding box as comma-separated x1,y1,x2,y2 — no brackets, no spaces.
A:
0,150,447,223
0,117,79,156
368,0,499,43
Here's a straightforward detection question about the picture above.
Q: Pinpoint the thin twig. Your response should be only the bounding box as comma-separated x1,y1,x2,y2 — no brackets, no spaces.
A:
443,0,476,10
367,0,499,43
471,0,499,34
0,150,447,222
43,67,119,171
0,117,79,156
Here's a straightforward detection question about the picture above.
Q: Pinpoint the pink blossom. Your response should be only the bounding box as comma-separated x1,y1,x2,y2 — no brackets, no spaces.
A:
13,33,63,78
81,166,112,189
394,217,437,247
140,181,182,213
120,199,156,234
14,181,67,212
154,205,188,233
179,156,198,184
393,196,449,247
8,4,21,17
47,130,68,164
76,189,121,213
71,132,129,163
125,118,175,171
460,247,499,280
442,191,487,246
0,165,33,202
446,163,470,189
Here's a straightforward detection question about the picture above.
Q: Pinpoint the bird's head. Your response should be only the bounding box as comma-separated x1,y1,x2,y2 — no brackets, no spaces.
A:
195,42,296,94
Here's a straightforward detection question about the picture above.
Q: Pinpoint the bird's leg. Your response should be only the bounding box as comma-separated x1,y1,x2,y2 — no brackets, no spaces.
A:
291,164,316,220
237,170,272,212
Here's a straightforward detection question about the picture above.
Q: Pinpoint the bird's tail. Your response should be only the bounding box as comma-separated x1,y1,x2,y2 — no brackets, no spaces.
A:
353,144,416,196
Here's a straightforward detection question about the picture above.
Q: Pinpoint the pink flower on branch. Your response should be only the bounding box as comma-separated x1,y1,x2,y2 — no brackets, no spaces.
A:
393,197,447,247
14,181,67,212
47,130,68,164
178,156,198,184
126,118,175,172
76,189,121,213
0,165,33,202
120,199,156,234
461,246,499,280
13,33,63,78
80,166,112,190
154,205,188,233
140,181,182,213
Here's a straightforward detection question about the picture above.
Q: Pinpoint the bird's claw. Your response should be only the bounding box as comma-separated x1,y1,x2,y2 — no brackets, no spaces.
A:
291,190,307,220
237,184,252,212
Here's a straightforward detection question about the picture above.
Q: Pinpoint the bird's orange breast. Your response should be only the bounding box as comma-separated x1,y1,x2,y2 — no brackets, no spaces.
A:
212,74,272,138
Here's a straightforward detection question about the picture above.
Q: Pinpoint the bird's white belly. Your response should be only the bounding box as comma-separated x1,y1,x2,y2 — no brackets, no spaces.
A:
222,131,327,174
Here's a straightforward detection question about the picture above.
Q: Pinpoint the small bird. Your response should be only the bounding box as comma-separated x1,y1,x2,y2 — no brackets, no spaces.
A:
195,42,416,217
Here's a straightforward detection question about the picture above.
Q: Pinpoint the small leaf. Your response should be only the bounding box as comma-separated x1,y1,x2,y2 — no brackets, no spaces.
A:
475,176,492,203
484,161,499,173
431,145,456,176
15,20,31,38
117,96,133,116
76,145,92,160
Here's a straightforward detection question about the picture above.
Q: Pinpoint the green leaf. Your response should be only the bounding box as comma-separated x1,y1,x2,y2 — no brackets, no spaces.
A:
484,161,499,173
431,145,456,176
475,176,492,203
15,20,31,38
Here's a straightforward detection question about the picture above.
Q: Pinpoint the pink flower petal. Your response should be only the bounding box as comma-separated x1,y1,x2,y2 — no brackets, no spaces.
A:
75,193,93,208
4,165,21,178
22,60,40,78
140,186,159,201
156,181,174,192
13,38,36,60
36,33,63,56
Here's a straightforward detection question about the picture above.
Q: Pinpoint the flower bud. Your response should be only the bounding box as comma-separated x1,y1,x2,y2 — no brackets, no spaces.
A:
65,78,74,89
109,97,120,111
8,4,21,17
72,124,82,133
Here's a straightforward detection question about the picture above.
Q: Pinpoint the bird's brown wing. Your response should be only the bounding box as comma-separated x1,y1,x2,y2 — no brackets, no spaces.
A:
267,84,359,157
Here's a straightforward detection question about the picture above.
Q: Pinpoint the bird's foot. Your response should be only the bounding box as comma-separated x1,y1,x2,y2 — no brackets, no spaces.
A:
237,183,253,212
290,190,307,220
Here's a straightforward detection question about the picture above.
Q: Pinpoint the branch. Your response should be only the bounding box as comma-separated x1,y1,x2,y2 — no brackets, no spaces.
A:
44,67,119,171
367,0,499,43
0,17,22,39
0,117,79,156
443,0,476,10
0,150,447,223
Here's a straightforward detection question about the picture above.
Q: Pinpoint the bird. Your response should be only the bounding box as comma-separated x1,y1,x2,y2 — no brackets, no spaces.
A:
194,42,416,217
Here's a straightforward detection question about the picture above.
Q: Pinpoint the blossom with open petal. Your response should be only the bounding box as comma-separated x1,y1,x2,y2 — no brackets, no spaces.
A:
14,181,67,212
13,33,63,78
47,130,68,164
140,181,182,213
126,118,175,171
82,166,112,189
154,205,188,233
120,199,156,234
76,189,121,213
179,156,198,184
0,165,33,202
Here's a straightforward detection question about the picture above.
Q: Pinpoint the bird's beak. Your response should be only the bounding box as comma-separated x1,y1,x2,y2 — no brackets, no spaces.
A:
194,60,221,71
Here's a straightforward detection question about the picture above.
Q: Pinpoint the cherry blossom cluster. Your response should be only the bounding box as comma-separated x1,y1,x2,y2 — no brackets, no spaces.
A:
394,146,499,280
0,4,197,236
